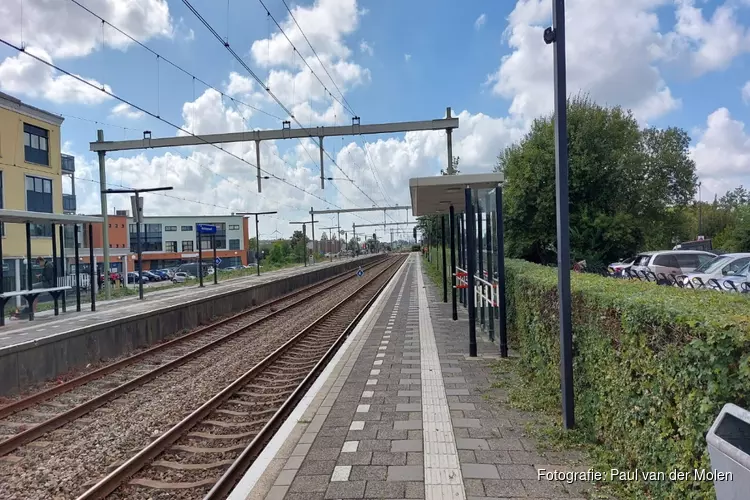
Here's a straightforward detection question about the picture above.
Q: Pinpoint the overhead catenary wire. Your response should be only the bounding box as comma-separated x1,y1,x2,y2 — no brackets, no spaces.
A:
260,0,355,117
66,0,284,122
181,0,385,211
0,37,341,211
278,0,357,117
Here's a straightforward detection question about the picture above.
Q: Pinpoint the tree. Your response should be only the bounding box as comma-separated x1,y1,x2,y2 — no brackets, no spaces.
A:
441,156,460,176
289,230,308,262
496,95,697,265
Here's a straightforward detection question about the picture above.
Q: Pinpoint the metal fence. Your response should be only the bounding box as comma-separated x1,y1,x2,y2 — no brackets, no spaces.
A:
608,268,750,293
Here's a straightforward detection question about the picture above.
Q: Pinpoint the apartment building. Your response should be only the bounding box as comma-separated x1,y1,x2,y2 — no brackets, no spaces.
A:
0,91,71,285
127,215,250,270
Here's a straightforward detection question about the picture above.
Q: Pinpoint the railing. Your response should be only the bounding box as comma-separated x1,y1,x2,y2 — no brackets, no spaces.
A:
57,274,90,290
455,266,468,289
474,274,496,308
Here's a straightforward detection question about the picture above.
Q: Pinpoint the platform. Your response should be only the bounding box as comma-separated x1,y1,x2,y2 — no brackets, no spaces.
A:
0,255,379,396
230,254,591,500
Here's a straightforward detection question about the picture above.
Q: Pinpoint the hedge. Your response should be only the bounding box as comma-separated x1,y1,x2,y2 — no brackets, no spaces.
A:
505,259,750,499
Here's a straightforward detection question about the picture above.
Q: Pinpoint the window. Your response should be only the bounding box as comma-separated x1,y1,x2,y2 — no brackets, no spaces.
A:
129,223,163,252
181,225,192,231
26,175,53,237
228,224,240,231
0,171,3,236
674,253,699,270
165,241,177,252
24,123,49,166
653,254,680,269
229,239,240,250
182,241,194,252
200,238,212,250
165,225,177,231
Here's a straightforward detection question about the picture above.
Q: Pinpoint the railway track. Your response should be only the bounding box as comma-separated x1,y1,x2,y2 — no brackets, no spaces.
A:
77,254,406,500
0,257,387,457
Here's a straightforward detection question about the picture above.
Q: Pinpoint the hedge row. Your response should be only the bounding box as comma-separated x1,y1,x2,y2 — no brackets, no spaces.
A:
504,259,750,499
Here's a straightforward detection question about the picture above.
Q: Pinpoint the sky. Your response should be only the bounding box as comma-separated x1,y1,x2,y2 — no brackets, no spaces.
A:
1,0,749,240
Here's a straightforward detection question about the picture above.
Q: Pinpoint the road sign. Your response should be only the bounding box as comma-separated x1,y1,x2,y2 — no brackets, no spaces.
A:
196,223,217,234
356,267,364,277
215,257,222,265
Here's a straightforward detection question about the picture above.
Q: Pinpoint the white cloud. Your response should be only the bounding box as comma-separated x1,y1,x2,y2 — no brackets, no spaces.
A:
487,0,681,123
474,13,487,30
110,103,144,120
404,53,412,62
0,0,173,59
662,0,750,76
743,81,750,105
691,108,750,200
0,47,113,105
360,40,374,56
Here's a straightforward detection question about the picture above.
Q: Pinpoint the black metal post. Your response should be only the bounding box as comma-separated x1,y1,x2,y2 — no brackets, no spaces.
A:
550,0,574,428
465,188,477,357
303,224,307,267
213,234,218,285
255,214,261,277
477,200,485,331
441,215,447,303
51,223,59,315
198,232,204,287
0,228,4,326
485,194,494,342
496,185,508,358
136,217,144,299
59,224,66,312
449,205,457,321
25,222,32,293
74,224,81,311
88,223,96,311
457,214,464,306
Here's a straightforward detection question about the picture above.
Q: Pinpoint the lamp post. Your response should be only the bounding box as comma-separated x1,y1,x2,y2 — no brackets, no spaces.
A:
104,186,173,300
237,211,277,276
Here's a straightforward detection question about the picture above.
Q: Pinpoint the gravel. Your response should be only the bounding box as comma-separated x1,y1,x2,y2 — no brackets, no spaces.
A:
0,258,396,500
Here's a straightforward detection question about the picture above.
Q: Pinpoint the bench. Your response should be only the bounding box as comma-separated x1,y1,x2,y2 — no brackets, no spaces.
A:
0,286,73,325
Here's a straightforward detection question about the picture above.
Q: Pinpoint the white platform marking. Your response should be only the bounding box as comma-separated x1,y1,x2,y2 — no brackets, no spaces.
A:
416,257,466,500
342,441,359,452
362,390,374,398
356,404,371,413
331,465,351,481
349,421,364,431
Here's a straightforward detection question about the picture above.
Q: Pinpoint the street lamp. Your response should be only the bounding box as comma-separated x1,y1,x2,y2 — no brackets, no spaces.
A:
104,186,173,300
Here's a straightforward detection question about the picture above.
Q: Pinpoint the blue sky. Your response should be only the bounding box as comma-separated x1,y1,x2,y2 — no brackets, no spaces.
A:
1,0,749,238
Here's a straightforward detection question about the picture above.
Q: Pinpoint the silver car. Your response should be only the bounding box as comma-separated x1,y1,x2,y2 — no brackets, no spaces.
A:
713,262,750,292
681,253,750,288
629,250,716,280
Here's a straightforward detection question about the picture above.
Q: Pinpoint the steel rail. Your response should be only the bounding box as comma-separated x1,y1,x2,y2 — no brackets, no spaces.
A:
0,257,384,421
75,255,404,500
0,258,387,456
206,256,406,498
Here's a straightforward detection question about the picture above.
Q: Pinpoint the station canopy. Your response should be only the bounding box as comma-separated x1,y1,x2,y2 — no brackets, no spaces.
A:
409,173,504,216
0,209,103,225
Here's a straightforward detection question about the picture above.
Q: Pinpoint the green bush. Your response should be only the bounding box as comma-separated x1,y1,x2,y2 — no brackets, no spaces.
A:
505,259,750,499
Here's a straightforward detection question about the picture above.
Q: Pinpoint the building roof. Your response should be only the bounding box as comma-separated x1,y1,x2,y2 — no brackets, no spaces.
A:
0,91,64,127
0,209,102,225
409,173,504,216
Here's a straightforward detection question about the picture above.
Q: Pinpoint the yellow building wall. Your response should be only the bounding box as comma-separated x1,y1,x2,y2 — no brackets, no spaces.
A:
0,106,63,259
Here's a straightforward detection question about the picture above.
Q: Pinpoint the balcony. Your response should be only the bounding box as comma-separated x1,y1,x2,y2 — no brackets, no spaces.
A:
61,153,75,174
63,193,76,213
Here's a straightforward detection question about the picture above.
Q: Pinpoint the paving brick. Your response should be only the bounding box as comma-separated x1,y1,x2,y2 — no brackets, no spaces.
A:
393,420,422,430
468,427,504,439
298,460,337,475
364,480,407,498
493,464,538,480
371,451,407,465
357,439,392,452
464,478,485,496
481,479,527,497
377,429,408,440
387,465,424,481
406,451,424,465
349,465,388,481
306,448,342,461
462,463,501,479
324,480,366,499
445,388,470,396
407,430,422,440
395,403,421,412
521,478,568,496
453,418,482,428
448,402,476,411
289,474,330,493
455,438,490,450
391,439,422,452
405,481,425,498
284,492,324,500
508,450,547,464
487,437,524,451
475,450,513,464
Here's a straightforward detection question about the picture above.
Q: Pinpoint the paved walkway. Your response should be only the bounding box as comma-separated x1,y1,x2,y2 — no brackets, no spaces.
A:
231,254,591,500
0,257,363,349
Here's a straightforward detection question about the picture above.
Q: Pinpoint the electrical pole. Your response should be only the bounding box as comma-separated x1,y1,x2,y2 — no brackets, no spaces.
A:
104,186,173,300
236,211,277,276
97,129,111,300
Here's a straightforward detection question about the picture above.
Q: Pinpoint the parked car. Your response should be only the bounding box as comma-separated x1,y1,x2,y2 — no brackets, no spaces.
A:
127,272,148,284
172,271,192,283
629,250,717,280
608,257,635,278
151,270,170,280
142,271,162,282
713,261,750,292
681,253,750,288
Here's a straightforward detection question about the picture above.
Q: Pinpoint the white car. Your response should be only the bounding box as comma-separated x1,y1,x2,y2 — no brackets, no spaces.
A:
681,253,750,288
172,272,191,283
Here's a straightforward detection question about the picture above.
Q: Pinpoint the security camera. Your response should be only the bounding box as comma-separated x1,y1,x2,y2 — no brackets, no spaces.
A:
543,27,556,45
